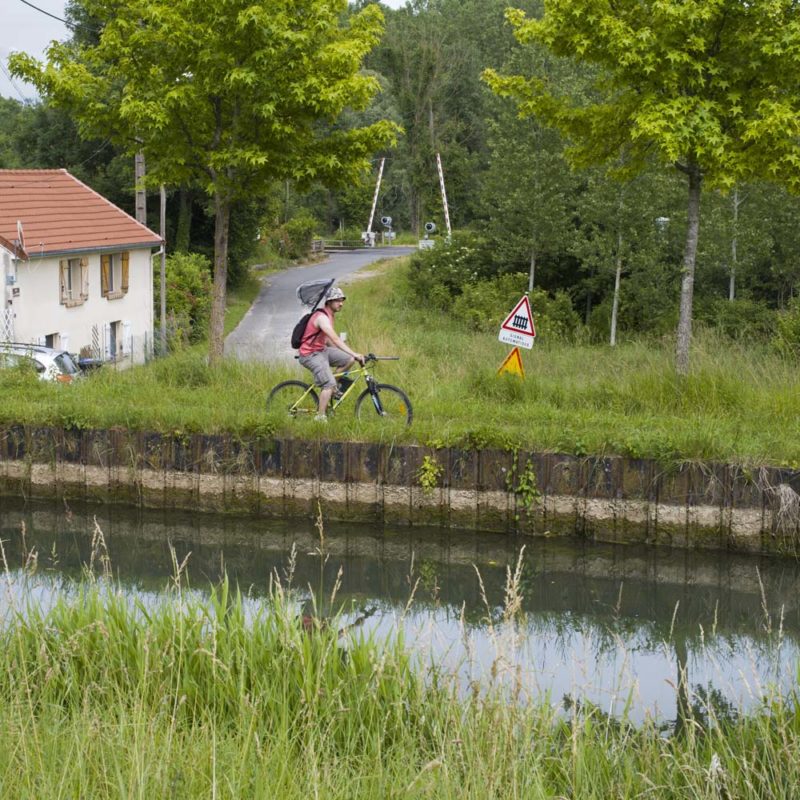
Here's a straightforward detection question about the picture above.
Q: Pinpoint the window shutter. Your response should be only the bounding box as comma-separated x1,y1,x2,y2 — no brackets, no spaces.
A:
61,334,70,353
101,254,110,297
122,321,132,356
121,252,130,293
80,256,89,299
59,260,67,303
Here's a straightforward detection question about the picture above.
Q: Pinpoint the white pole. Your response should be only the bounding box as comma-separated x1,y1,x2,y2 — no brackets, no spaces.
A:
436,152,452,239
160,186,167,354
366,158,385,237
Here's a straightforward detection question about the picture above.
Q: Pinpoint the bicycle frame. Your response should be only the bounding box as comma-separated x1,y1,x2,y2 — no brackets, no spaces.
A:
288,356,397,415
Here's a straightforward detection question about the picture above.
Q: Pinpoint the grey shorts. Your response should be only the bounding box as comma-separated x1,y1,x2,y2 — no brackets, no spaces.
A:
298,347,352,389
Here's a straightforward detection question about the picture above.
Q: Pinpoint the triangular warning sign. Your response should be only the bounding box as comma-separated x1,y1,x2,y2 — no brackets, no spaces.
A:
498,295,535,349
497,346,525,378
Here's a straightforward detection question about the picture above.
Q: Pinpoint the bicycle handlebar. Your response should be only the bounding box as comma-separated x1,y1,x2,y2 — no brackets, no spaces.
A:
365,353,399,362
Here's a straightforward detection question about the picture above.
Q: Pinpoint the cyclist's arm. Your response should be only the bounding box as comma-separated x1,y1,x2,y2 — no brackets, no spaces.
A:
316,316,364,364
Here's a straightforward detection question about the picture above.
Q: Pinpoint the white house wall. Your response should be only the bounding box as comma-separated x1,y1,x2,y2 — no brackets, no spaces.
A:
11,248,155,365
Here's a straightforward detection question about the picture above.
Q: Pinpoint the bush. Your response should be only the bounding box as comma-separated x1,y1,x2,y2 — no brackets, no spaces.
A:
702,298,775,341
451,274,581,342
153,252,213,347
268,211,319,260
773,297,800,357
405,232,496,309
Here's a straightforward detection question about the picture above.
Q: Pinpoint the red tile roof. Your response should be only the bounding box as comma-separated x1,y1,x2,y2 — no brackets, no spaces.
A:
0,169,162,259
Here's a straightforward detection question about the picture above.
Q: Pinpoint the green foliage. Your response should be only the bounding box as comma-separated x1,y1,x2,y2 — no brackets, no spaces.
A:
454,278,581,341
506,456,542,522
701,298,776,342
772,298,800,357
405,233,498,309
416,454,444,495
154,252,213,345
268,211,320,261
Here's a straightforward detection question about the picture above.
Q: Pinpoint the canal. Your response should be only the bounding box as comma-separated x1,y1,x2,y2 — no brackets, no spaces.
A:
2,497,798,724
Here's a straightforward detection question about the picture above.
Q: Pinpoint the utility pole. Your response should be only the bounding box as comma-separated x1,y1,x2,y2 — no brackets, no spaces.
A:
134,152,147,225
160,186,167,354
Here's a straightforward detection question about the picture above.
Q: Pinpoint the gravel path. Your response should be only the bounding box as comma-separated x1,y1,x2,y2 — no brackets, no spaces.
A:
225,247,415,362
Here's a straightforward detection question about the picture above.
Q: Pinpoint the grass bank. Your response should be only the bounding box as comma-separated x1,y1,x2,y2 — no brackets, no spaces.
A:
0,258,798,465
1,574,799,799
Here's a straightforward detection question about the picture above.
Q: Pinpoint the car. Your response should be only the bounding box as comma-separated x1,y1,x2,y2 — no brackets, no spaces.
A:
0,343,82,383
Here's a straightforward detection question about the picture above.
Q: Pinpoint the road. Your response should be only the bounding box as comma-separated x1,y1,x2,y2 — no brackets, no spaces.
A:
225,247,415,362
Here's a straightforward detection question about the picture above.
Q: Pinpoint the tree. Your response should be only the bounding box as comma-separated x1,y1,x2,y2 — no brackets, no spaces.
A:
485,0,800,373
12,0,398,362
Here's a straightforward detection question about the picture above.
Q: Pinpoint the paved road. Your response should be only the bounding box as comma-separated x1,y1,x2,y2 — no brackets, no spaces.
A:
225,247,415,362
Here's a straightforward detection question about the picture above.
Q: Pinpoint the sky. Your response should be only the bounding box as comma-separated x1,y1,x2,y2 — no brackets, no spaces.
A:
1,0,409,101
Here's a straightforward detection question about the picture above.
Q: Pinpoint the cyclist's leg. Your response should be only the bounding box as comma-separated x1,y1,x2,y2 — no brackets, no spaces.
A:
301,351,337,416
326,347,355,400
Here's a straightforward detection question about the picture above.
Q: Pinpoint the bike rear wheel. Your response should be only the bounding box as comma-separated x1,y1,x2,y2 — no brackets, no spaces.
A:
355,383,413,426
267,380,318,418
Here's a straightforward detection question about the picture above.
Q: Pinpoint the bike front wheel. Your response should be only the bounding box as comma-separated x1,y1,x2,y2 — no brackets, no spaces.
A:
267,380,318,418
355,383,413,426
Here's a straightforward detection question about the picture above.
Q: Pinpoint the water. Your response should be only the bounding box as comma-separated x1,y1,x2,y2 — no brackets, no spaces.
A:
2,498,799,724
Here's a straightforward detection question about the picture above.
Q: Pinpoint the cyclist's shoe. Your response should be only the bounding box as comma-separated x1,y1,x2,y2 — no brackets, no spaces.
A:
332,389,344,401
314,414,328,423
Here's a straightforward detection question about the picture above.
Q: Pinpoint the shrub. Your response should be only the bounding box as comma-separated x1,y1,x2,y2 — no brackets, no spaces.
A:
703,298,775,341
405,232,495,309
268,211,319,260
153,252,213,347
452,274,581,341
773,297,800,357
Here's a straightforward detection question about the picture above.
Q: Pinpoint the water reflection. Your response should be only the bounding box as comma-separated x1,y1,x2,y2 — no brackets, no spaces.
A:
1,498,798,723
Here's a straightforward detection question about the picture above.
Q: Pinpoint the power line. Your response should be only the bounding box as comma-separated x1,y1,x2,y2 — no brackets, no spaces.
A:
15,0,101,35
0,58,30,103
16,0,70,27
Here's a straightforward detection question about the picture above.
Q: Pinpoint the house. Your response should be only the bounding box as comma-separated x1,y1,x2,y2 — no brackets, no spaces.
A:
0,169,162,365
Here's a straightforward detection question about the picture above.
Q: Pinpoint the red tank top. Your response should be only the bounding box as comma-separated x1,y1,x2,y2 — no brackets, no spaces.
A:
298,308,332,356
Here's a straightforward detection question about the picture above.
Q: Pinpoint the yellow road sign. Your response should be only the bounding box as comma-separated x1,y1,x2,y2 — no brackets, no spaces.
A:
497,346,525,378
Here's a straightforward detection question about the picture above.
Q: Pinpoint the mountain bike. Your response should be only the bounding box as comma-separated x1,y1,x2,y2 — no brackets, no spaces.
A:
266,354,413,425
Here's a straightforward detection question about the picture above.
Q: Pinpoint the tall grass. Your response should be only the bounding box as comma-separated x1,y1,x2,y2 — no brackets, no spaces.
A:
1,563,800,798
0,257,798,464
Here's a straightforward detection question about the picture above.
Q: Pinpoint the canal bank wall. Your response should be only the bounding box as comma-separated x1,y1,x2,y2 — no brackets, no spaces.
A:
0,425,798,555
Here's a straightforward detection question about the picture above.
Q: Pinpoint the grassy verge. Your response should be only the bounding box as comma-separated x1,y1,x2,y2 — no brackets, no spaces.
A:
0,257,798,464
1,576,799,799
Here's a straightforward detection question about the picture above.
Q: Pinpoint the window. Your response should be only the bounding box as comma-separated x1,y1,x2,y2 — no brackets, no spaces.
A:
101,252,130,299
59,257,88,305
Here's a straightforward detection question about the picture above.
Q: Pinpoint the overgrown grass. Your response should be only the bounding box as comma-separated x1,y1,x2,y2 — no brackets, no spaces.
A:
1,257,798,465
1,567,800,799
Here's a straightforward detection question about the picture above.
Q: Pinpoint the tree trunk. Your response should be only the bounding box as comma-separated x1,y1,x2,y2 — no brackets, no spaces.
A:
209,192,230,365
676,164,702,375
610,230,623,347
175,189,192,253
729,187,739,301
528,248,536,293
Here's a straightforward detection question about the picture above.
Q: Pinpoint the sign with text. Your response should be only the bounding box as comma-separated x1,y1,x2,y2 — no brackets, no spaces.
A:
498,295,535,349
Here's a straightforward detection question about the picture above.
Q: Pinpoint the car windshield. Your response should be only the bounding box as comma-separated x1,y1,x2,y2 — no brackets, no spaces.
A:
54,352,80,375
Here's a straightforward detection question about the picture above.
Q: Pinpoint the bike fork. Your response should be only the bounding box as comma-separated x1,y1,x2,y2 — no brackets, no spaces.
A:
366,376,385,416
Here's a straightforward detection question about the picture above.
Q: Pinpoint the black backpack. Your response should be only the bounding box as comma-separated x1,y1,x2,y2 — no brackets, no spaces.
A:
291,311,315,349
291,278,334,349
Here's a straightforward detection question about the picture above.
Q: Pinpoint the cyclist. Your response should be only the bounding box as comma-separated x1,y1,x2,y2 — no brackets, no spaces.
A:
297,286,365,420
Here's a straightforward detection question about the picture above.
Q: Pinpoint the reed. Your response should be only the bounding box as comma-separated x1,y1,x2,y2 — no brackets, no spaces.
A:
0,584,797,797
1,564,800,798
